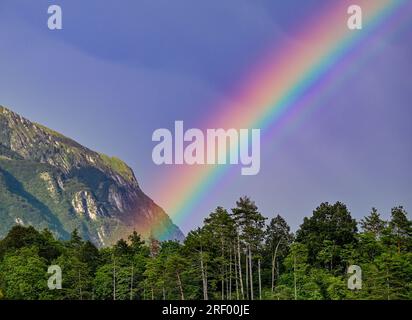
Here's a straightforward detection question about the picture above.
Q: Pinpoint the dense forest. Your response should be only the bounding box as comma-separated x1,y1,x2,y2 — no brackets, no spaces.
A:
0,197,411,300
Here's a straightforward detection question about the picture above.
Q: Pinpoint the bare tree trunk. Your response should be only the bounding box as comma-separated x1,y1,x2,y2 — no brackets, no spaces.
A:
113,255,116,301
200,248,208,300
205,265,208,298
293,254,297,300
271,240,281,294
221,238,225,300
245,253,249,300
221,277,224,300
162,269,167,300
176,271,185,300
234,244,239,300
249,245,254,300
386,268,390,300
221,278,224,299
277,260,280,279
225,265,228,299
78,270,82,300
236,234,244,299
271,253,275,295
258,259,262,300
130,264,134,300
229,247,232,300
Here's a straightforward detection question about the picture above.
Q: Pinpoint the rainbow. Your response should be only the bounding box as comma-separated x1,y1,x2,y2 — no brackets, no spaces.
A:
149,0,409,239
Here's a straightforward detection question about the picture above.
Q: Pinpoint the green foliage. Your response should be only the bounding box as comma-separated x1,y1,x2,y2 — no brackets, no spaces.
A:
388,206,412,253
0,201,411,300
0,247,49,299
0,225,62,262
296,202,358,270
360,207,386,237
232,197,266,249
99,154,135,183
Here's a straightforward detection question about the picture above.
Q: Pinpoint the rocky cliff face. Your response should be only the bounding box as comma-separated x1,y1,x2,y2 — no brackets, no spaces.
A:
0,106,184,246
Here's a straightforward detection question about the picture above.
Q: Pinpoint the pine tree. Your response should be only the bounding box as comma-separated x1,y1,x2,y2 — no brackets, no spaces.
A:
231,197,266,300
360,207,386,238
265,214,294,293
184,228,210,300
203,207,236,299
128,231,146,254
389,206,412,253
296,201,357,270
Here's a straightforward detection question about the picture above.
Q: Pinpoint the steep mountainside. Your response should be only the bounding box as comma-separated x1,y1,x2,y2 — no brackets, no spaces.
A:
0,106,184,246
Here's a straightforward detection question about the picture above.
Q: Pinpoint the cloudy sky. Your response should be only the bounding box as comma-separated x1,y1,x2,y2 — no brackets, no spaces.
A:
0,0,411,234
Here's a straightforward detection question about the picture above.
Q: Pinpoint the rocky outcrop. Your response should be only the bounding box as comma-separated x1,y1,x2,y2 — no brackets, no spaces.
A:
0,105,184,246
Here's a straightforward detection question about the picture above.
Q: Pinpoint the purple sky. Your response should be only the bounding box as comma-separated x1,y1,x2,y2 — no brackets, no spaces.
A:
0,0,411,234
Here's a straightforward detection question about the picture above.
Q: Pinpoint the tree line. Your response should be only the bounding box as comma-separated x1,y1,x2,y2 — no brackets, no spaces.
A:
0,197,411,300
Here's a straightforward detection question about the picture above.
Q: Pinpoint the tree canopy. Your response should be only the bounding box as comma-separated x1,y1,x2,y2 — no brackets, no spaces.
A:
0,199,411,300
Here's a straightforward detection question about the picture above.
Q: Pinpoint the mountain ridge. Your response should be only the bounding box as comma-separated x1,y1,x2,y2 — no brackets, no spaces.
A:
0,105,184,246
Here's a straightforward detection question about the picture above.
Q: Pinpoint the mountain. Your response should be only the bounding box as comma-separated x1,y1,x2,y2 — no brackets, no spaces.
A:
0,106,184,246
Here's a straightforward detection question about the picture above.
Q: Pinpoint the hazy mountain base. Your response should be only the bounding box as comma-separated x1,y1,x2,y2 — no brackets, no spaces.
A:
0,106,183,246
